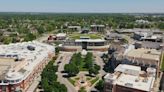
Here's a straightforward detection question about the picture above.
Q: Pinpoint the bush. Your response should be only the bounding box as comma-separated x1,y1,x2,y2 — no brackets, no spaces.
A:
78,87,86,92
90,77,99,85
95,80,104,92
64,63,79,76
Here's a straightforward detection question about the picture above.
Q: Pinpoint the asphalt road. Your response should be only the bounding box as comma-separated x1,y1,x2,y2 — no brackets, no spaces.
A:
54,52,77,92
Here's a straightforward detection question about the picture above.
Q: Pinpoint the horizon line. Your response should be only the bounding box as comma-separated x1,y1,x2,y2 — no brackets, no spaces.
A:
0,11,164,14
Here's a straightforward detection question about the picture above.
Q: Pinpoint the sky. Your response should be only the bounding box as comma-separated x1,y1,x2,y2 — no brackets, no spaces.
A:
0,0,164,13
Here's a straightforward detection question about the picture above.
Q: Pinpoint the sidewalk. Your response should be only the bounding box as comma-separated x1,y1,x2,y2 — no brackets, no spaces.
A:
26,76,41,92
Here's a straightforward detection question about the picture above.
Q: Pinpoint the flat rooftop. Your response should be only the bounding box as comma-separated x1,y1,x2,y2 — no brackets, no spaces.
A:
75,39,105,43
90,24,105,27
56,33,66,37
116,73,155,91
68,26,81,28
115,64,141,76
125,48,161,61
104,64,156,92
118,28,164,33
0,41,54,83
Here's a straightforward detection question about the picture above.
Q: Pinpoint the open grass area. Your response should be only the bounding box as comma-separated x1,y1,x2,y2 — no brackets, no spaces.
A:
78,59,89,71
79,87,87,92
75,77,80,80
79,68,88,71
69,33,102,39
90,77,99,85
161,54,164,71
54,41,62,45
86,76,92,81
68,78,76,86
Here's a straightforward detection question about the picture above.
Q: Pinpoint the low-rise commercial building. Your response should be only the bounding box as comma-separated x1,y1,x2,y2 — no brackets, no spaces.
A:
105,33,124,41
123,45,162,76
134,41,164,50
0,41,55,92
90,25,105,32
68,26,81,31
108,44,162,77
134,32,163,42
133,31,152,41
117,29,164,35
104,64,156,92
56,33,67,40
62,38,109,51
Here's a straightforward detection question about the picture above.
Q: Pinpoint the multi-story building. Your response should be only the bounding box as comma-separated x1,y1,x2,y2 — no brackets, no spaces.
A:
0,41,55,92
133,31,152,41
63,38,109,51
68,26,81,32
134,41,164,50
105,33,124,41
123,45,162,77
90,25,105,32
133,31,163,42
104,64,156,92
56,33,67,40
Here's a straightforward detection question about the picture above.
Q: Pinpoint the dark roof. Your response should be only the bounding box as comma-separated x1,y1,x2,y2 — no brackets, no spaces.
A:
105,33,123,40
136,41,161,49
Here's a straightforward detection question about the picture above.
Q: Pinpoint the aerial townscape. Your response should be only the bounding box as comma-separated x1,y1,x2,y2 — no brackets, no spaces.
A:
0,0,164,92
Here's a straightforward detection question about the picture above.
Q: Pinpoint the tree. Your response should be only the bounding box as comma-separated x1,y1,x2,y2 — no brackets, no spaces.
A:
55,47,60,54
95,80,104,92
71,53,83,67
78,87,86,92
89,67,95,76
89,67,99,76
24,33,36,41
158,23,164,29
41,60,67,92
126,23,134,29
37,26,45,34
93,67,99,75
64,63,79,76
88,64,100,76
46,24,54,32
101,53,109,63
3,37,12,44
94,64,101,71
85,52,93,68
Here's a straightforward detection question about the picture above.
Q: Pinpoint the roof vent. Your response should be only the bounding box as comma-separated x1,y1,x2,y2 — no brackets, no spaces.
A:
135,78,139,82
125,83,133,87
147,51,151,54
27,45,35,51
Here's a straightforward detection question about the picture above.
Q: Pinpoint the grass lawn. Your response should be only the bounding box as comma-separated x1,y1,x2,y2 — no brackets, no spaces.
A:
79,87,87,92
79,68,88,71
86,76,92,81
68,78,76,86
74,58,89,71
54,41,62,45
90,77,99,85
75,77,80,80
69,33,102,39
161,54,164,71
